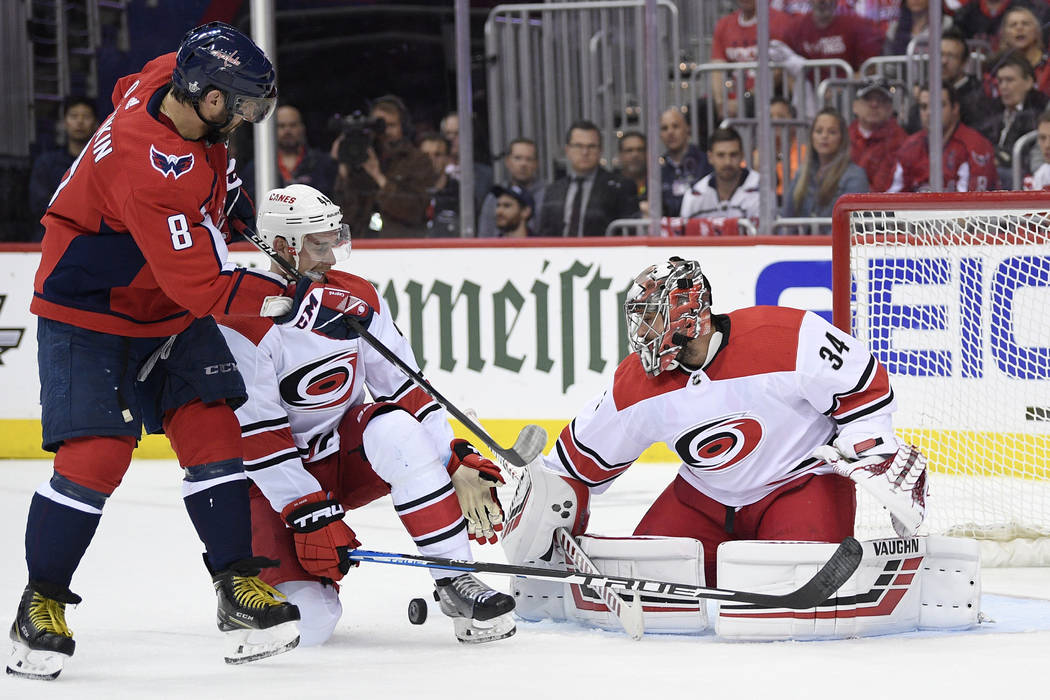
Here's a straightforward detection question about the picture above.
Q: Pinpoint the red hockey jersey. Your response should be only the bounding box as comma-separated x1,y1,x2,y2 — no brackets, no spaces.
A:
888,123,999,193
545,306,899,507
218,270,454,512
32,53,285,337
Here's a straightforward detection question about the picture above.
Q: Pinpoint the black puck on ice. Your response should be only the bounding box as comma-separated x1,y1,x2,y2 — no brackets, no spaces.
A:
408,597,428,625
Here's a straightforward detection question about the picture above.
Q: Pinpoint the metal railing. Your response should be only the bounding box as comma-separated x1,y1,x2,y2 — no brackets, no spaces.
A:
605,216,757,237
485,1,682,184
1012,129,1039,191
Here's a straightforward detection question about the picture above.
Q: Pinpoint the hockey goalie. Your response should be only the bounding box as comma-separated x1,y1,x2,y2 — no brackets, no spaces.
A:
502,256,980,640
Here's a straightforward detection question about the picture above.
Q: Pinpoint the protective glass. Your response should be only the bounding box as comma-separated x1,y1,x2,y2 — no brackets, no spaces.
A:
300,226,352,266
230,90,277,123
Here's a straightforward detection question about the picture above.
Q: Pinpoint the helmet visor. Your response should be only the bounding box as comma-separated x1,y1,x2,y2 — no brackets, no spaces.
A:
230,90,276,123
301,225,352,266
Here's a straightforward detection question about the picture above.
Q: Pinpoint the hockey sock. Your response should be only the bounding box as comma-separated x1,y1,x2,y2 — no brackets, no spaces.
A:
25,475,107,590
182,459,252,573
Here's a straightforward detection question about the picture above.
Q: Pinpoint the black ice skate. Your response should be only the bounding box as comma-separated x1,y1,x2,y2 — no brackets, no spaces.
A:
6,582,81,681
434,573,516,644
210,556,301,664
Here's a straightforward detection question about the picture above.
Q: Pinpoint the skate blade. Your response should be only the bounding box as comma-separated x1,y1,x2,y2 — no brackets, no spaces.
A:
223,621,300,665
6,643,67,681
452,614,517,644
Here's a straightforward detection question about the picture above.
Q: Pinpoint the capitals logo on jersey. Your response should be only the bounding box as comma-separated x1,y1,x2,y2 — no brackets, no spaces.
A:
149,145,195,179
674,412,764,473
279,349,359,411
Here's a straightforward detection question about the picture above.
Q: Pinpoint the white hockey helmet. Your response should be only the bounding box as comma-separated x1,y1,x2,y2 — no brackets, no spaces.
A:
624,256,712,376
256,184,351,273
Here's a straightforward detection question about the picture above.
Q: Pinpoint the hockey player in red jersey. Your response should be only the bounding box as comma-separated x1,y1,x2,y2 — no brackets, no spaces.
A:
218,184,516,645
503,257,928,630
5,23,338,680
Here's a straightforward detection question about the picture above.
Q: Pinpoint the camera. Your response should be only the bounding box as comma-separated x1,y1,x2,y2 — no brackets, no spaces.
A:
328,111,386,167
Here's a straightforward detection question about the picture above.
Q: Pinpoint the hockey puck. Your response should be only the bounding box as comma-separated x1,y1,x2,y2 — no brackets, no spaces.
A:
408,597,428,625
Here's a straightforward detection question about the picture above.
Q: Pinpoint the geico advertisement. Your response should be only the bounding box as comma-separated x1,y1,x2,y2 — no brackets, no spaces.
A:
0,245,834,420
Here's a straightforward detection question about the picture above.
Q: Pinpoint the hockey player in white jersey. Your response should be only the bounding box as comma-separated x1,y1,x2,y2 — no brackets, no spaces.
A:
218,184,514,645
503,256,933,635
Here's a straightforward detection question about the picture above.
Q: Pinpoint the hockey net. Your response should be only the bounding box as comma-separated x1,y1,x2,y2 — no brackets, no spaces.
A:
832,192,1050,566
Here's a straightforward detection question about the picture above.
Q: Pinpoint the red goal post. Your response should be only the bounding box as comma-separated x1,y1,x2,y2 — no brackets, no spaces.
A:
832,192,1050,566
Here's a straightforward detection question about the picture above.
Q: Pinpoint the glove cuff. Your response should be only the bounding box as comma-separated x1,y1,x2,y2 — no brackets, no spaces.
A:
282,491,345,533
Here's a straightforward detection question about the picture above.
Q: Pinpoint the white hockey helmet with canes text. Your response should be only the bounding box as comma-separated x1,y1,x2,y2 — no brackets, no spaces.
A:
256,184,351,275
624,256,712,376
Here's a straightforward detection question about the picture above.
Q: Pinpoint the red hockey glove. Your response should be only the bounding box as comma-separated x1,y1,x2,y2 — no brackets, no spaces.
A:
281,491,361,581
448,439,505,544
274,281,374,340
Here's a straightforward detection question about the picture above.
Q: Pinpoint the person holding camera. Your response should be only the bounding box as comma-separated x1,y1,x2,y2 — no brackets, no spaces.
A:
330,95,433,238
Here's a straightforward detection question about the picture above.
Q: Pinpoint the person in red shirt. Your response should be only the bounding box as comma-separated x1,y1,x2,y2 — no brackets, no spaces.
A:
788,0,884,71
849,78,909,192
710,0,794,119
889,83,999,192
6,23,319,680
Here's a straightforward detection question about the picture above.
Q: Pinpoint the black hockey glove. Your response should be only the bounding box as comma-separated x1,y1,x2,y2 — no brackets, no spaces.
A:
274,281,374,340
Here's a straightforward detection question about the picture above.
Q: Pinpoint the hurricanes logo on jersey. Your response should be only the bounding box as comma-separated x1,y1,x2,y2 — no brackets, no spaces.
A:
279,350,358,410
149,145,195,179
673,412,764,472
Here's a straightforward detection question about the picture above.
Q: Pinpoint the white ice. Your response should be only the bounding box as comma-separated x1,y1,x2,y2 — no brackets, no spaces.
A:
2,459,1048,700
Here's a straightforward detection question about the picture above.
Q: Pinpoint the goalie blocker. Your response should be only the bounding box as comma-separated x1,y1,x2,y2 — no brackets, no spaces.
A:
504,459,980,639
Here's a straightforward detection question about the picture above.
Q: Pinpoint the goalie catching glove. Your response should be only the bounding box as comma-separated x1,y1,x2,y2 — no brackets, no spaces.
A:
812,440,928,537
448,439,505,544
281,491,361,581
267,281,375,340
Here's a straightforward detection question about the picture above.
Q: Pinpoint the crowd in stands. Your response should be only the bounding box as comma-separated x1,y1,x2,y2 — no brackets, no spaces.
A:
23,0,1050,241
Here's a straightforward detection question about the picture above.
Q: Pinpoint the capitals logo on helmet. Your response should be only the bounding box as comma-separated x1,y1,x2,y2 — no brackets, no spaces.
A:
172,22,277,124
625,256,712,376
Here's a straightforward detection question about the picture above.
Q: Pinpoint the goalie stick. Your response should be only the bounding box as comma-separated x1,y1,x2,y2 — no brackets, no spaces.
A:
240,224,547,474
345,536,863,610
554,527,645,640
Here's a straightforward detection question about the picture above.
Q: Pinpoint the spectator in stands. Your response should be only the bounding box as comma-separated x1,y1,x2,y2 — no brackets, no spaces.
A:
952,0,1050,53
883,0,953,57
788,0,883,72
418,132,459,237
905,27,991,132
994,6,1050,95
478,138,545,238
758,96,806,201
849,78,909,191
441,112,494,214
617,131,648,213
659,107,711,219
241,104,336,202
29,97,98,241
331,94,434,238
710,0,794,120
490,184,534,238
1027,110,1050,189
977,51,1048,188
782,108,868,226
679,127,761,220
889,84,999,192
537,120,639,236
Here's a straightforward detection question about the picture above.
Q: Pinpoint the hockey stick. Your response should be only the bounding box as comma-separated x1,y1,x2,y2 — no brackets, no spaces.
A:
554,527,645,639
346,536,863,609
239,224,547,473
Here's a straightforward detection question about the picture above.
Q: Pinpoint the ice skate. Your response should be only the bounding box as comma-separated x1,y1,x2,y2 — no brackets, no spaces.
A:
434,573,516,644
6,583,80,681
211,557,301,664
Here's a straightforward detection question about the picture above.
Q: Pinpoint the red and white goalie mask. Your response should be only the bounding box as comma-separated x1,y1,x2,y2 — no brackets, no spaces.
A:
625,257,712,376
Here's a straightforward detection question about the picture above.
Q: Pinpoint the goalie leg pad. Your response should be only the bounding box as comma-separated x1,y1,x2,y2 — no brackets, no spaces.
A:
502,458,590,565
716,536,982,641
566,535,709,634
276,580,342,646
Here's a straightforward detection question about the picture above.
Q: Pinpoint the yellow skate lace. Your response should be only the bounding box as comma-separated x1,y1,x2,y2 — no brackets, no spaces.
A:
28,594,72,638
231,576,288,609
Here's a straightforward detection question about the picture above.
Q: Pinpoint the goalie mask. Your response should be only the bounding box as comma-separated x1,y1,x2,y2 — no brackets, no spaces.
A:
257,184,351,278
625,257,712,376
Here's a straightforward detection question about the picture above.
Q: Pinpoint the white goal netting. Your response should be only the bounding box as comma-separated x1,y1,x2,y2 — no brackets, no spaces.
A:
845,204,1050,565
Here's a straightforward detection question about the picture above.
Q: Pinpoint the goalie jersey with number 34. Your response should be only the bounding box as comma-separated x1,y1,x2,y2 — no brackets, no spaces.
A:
546,305,897,506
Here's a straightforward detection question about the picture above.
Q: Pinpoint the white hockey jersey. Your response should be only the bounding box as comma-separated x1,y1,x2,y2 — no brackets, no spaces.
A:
544,306,899,507
218,270,454,512
679,168,761,219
